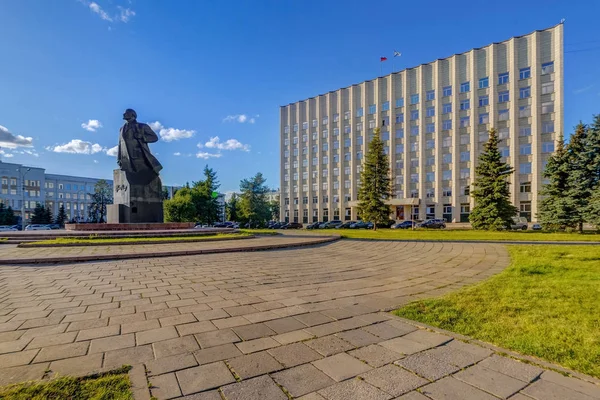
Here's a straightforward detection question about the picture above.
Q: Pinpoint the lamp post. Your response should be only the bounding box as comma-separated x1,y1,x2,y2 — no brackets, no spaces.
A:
17,168,31,231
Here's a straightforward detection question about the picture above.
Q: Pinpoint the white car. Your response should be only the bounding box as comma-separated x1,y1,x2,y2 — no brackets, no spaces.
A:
0,225,18,231
25,224,51,231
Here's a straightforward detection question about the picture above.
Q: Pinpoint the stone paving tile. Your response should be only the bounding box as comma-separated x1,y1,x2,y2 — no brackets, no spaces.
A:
236,337,279,354
272,363,336,398
268,342,322,368
306,335,355,356
231,322,276,340
223,305,260,316
25,331,77,349
0,338,30,354
76,325,120,342
34,342,88,363
420,376,498,400
49,353,104,376
360,364,428,397
522,379,597,400
540,370,600,398
176,361,235,395
0,363,49,386
244,311,281,323
401,330,453,347
121,319,161,334
176,321,217,336
150,372,182,400
193,309,229,322
312,352,372,382
395,352,461,381
478,354,543,382
193,343,242,365
89,333,134,353
146,353,198,376
318,378,393,400
103,345,154,368
363,322,412,340
265,316,307,334
212,316,251,330
422,340,492,368
454,364,529,399
221,375,288,400
194,328,240,348
294,312,335,327
378,336,432,355
349,344,404,368
297,393,326,400
395,391,431,400
66,318,108,332
227,351,283,379
336,329,381,347
179,390,222,400
153,335,200,358
273,329,314,345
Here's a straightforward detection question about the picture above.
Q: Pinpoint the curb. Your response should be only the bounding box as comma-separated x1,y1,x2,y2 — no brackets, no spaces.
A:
0,235,340,265
343,237,600,245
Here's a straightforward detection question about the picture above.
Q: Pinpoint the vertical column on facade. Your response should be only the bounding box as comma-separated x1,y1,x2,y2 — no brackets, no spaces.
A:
432,63,442,219
555,23,565,146
326,93,334,221
360,83,367,219
337,90,344,221
451,56,461,214
402,72,410,218
316,96,323,222
417,66,426,221
530,31,541,220
297,103,303,223
287,106,293,221
465,50,477,223
389,73,396,209
349,85,357,220
508,38,520,210
303,100,310,225
279,107,285,221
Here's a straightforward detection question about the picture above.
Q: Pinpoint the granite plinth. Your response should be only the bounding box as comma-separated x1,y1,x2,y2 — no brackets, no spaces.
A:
107,169,164,224
65,223,195,231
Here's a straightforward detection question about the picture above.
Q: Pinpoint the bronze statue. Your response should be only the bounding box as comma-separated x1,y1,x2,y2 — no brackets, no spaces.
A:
117,109,162,185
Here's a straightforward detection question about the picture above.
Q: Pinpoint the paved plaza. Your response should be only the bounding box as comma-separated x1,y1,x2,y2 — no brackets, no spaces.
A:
0,239,599,399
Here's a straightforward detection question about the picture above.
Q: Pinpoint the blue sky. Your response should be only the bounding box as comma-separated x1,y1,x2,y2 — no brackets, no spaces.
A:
1,0,599,194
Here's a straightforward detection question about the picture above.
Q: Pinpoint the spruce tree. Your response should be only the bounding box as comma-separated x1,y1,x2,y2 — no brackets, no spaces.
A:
587,185,600,230
43,207,53,225
30,203,46,224
537,133,576,230
5,206,16,225
583,115,600,220
55,204,67,227
0,203,6,225
226,193,240,222
357,127,391,230
565,123,590,232
469,128,517,230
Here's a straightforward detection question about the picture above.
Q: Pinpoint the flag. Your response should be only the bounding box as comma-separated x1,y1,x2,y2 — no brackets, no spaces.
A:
380,57,388,62
394,50,401,57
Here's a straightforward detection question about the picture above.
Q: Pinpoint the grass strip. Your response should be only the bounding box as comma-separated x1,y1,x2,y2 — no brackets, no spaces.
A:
25,233,251,246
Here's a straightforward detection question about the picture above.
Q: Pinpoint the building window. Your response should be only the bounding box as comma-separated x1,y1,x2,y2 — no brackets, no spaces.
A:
395,113,404,123
460,168,470,179
322,116,329,125
542,141,555,153
322,156,328,164
426,123,435,133
284,126,290,134
499,109,509,121
541,61,554,75
479,95,489,107
498,128,509,139
410,126,419,136
302,122,308,130
356,151,363,160
356,136,363,145
520,201,532,213
519,67,531,80
460,135,470,145
426,157,435,166
460,117,470,128
368,120,376,129
344,138,351,147
344,125,351,134
333,113,339,122
312,132,318,140
410,142,418,152
519,87,531,99
284,138,289,146
410,94,419,104
498,91,509,103
542,81,554,95
460,99,470,110
460,82,470,93
461,204,470,213
479,113,489,124
426,106,435,117
442,136,452,147
442,103,452,114
443,170,452,180
322,143,328,151
426,139,435,149
442,120,452,130
356,108,364,117
520,162,532,174
410,174,419,183
542,102,554,114
426,172,435,182
302,196,308,204
498,72,509,85
443,204,452,214
520,143,532,155
344,111,350,120
356,123,362,132
460,151,470,162
396,98,404,108
368,104,376,114
519,126,531,136
395,144,403,153
410,110,419,120
520,182,531,193
381,131,389,141
479,77,489,89
519,105,531,118
395,129,404,139
426,90,435,101
542,122,554,133
500,147,510,157
312,119,318,127
293,123,298,132
443,86,452,97
333,128,339,136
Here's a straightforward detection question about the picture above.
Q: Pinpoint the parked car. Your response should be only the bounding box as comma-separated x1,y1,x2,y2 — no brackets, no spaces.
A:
47,224,61,230
268,222,285,229
25,224,51,231
282,222,303,229
319,220,343,229
349,221,374,229
336,221,357,229
531,223,542,231
213,221,238,228
391,220,417,229
417,219,446,229
509,217,528,230
306,222,321,230
376,220,396,228
0,225,18,232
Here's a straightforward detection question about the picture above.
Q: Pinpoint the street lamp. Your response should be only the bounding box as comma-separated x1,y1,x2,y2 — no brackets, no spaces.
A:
16,168,31,231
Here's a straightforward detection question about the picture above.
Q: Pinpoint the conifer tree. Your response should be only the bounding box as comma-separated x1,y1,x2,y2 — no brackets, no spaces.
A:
537,133,575,230
587,185,600,230
469,128,517,230
55,204,67,227
565,123,590,232
357,127,391,230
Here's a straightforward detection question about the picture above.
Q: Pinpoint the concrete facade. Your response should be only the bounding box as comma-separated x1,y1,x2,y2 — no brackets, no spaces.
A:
280,24,563,223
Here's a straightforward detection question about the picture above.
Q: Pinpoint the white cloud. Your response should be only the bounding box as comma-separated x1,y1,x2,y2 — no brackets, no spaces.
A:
173,152,181,156
47,139,105,155
574,84,594,94
89,2,113,21
117,6,135,22
81,119,103,132
204,136,250,151
149,121,195,142
0,125,34,149
223,114,257,124
196,151,222,159
106,145,118,156
3,153,14,158
93,160,99,164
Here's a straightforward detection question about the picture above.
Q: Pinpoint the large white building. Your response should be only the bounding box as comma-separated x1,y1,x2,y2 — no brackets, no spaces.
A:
280,24,563,224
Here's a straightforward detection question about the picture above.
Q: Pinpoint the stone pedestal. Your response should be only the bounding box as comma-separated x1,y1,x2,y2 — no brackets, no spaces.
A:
107,169,164,223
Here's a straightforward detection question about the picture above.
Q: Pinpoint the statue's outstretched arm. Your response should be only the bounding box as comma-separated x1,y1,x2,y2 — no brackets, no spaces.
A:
142,124,159,143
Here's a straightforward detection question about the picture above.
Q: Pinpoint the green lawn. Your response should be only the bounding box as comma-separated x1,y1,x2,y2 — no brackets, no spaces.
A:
26,233,250,246
299,228,600,242
0,367,132,399
395,245,600,378
238,229,279,235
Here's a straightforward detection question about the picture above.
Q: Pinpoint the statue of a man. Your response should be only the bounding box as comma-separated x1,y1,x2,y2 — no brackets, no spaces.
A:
117,109,162,184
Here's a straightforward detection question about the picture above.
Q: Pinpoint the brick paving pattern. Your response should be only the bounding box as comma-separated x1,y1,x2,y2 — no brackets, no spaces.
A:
0,239,599,399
